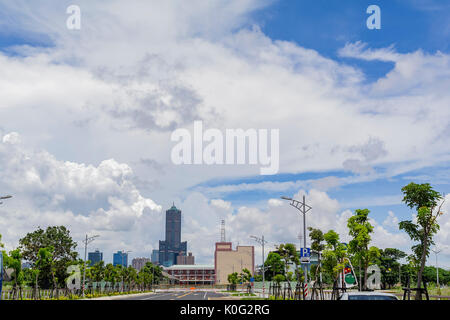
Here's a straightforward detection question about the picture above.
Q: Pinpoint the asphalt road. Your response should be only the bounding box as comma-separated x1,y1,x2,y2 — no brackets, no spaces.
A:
116,291,228,300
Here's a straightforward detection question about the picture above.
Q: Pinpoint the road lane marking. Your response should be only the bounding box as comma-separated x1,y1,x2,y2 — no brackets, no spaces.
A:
142,292,175,300
177,292,192,299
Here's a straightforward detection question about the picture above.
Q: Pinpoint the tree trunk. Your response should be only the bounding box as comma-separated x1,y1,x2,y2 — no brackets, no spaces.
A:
415,230,429,300
363,260,369,290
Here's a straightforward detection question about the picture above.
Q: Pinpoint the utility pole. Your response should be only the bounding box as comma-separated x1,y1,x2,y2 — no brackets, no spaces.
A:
281,195,312,288
0,195,12,301
82,234,99,297
431,248,442,289
250,235,268,298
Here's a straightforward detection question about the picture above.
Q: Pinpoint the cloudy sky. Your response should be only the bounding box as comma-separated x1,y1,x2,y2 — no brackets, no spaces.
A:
0,0,449,268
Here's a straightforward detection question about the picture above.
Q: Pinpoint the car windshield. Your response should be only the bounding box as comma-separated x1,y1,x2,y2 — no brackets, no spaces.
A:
348,295,397,300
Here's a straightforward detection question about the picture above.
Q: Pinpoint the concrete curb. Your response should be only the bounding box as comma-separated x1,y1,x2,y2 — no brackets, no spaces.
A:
82,292,156,300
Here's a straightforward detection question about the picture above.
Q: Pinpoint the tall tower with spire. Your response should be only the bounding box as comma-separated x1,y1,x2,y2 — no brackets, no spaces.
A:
159,203,187,267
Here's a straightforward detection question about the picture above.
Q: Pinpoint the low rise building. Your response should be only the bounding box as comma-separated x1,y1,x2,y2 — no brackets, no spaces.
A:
214,242,254,285
164,265,215,285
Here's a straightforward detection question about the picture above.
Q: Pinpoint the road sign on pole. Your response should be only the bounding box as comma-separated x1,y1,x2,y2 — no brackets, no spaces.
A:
300,248,311,258
300,248,311,263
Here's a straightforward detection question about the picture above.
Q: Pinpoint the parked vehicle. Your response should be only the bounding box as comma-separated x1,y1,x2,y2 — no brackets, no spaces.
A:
338,291,398,300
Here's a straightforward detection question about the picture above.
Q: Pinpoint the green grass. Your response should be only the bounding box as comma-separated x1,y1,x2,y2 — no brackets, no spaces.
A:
231,293,256,297
1,290,154,300
387,284,449,295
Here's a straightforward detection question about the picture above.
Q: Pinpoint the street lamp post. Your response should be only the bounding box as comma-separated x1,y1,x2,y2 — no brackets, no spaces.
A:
0,195,12,301
0,195,12,205
431,248,442,289
82,234,99,298
281,195,312,290
250,235,268,298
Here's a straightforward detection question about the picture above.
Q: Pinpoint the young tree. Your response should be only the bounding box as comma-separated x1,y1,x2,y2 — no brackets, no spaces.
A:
104,263,118,291
126,266,138,292
277,243,299,287
322,230,347,285
240,268,252,284
308,227,325,282
227,272,239,291
35,246,58,296
273,274,285,285
347,208,374,290
264,252,284,281
3,249,24,299
90,261,105,292
399,182,444,299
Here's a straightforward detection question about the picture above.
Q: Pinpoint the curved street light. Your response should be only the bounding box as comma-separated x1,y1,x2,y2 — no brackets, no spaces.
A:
0,195,12,205
280,195,312,287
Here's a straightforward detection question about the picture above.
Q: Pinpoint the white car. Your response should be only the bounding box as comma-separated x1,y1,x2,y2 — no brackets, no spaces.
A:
338,291,398,300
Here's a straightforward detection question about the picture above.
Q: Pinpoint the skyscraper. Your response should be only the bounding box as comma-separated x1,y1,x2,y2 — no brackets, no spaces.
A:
159,203,187,267
113,251,128,267
88,249,103,266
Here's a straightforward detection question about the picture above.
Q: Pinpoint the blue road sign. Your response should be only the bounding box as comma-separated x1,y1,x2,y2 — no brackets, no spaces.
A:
300,248,311,258
250,277,255,282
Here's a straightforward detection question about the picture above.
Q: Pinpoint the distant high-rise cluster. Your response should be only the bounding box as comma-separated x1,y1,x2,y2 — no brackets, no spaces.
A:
113,251,128,267
88,249,103,266
151,249,159,264
132,257,151,271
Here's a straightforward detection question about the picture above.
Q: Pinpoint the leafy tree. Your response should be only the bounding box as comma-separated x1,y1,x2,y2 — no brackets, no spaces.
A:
227,272,239,285
35,246,58,295
137,267,152,290
308,227,325,282
379,248,407,289
277,243,299,286
253,274,263,282
126,266,138,292
399,182,444,299
141,262,163,285
19,226,78,288
347,208,375,290
322,230,348,284
240,268,252,284
264,252,284,281
2,249,24,299
104,263,118,290
273,274,285,285
90,261,106,291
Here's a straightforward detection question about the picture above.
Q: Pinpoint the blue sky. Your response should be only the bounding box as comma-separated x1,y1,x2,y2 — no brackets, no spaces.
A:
253,0,450,80
192,0,450,239
0,0,449,266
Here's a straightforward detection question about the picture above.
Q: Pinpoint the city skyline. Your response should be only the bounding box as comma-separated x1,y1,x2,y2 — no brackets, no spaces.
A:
0,0,449,270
